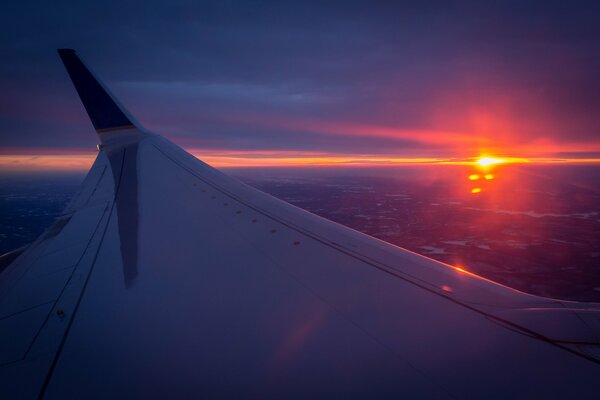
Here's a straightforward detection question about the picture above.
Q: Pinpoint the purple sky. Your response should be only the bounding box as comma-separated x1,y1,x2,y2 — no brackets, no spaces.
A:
1,1,600,161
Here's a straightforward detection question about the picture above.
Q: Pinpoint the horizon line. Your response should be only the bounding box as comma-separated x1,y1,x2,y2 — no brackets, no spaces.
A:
1,149,600,171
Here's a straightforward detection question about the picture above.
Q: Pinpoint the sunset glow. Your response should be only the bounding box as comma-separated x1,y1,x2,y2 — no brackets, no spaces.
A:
0,154,95,172
0,150,599,171
2,2,600,179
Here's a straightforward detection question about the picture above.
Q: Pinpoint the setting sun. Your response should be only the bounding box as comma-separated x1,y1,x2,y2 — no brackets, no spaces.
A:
476,157,506,167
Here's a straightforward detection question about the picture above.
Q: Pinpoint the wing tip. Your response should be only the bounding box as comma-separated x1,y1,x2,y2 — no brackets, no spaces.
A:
57,48,140,136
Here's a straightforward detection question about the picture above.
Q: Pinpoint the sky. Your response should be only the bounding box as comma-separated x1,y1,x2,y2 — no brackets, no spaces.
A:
1,0,600,170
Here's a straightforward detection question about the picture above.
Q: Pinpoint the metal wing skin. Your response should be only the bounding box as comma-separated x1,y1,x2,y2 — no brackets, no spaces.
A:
0,49,599,399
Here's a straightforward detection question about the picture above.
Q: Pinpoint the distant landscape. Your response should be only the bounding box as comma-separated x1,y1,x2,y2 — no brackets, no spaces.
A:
1,164,599,301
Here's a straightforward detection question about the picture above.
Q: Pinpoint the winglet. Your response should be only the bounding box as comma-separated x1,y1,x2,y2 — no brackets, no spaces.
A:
57,49,140,134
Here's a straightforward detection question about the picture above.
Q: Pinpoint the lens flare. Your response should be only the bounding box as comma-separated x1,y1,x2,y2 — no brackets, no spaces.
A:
471,187,482,194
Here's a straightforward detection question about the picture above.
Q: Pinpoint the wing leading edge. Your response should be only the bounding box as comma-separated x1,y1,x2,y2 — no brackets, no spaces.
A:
0,50,598,399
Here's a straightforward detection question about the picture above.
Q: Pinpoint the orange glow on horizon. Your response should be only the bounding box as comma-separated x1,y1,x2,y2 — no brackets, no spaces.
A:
194,151,599,168
0,154,95,172
0,148,599,171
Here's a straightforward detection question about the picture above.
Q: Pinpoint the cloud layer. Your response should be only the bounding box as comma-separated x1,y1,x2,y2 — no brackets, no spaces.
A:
1,1,599,161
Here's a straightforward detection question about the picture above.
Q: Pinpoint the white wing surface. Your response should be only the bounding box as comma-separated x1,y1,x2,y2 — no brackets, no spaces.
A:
1,49,599,399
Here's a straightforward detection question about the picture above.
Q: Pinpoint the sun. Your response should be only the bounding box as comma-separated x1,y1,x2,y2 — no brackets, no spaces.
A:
476,156,506,167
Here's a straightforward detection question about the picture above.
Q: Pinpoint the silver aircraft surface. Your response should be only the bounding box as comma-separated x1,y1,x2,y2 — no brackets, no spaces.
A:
0,49,599,399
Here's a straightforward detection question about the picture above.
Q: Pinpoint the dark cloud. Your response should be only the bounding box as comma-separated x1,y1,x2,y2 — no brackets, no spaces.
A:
1,0,599,155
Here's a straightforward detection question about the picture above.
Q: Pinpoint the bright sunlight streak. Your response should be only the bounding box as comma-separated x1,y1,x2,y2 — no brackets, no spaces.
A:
476,157,506,167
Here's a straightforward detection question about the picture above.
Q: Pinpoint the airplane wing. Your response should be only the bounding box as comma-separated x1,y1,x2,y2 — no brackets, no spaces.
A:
1,49,599,399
